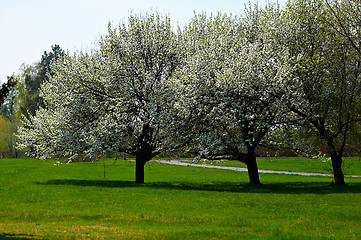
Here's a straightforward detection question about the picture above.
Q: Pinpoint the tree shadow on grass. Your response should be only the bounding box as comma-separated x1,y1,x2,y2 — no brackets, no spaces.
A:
0,233,44,240
38,179,361,194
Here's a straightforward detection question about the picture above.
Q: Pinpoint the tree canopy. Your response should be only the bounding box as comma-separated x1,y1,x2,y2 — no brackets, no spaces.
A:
17,12,180,183
14,1,361,185
283,0,361,185
172,5,291,184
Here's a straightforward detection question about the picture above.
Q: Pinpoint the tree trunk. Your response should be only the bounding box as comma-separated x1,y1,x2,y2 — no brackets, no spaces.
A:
135,158,146,183
245,154,261,185
330,153,346,186
135,123,154,183
327,140,346,186
135,150,152,184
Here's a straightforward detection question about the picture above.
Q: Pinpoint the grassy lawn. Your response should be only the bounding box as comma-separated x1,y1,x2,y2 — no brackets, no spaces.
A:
185,156,361,176
0,158,361,239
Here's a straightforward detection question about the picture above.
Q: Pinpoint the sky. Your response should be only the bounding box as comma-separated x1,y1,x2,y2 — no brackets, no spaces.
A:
0,0,287,83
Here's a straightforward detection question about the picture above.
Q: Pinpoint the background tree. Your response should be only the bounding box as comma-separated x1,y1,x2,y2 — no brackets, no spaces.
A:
0,46,65,158
0,75,18,157
0,116,11,157
0,75,17,118
17,13,180,183
283,0,361,185
173,4,290,184
0,75,17,106
0,115,19,157
15,45,65,118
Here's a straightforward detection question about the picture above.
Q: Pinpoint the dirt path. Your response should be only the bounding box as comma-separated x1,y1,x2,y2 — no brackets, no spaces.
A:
158,160,361,178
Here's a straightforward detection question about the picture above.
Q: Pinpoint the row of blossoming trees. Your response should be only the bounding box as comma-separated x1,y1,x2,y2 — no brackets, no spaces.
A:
17,0,361,185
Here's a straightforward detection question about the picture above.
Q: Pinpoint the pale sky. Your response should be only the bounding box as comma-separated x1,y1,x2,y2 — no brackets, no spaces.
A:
0,0,287,83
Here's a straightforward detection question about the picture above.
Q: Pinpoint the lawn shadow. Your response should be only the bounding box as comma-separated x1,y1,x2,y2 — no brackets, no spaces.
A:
0,233,44,240
39,179,361,194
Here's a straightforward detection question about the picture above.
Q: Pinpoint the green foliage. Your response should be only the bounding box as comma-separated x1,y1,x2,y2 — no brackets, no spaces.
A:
0,76,19,158
0,159,361,239
0,116,17,157
0,75,17,107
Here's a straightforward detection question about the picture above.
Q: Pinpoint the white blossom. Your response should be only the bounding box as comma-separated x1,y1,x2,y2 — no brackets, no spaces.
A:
16,12,181,183
171,4,291,184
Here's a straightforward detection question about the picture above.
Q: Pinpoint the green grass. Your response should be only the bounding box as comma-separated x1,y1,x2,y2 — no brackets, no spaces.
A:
0,158,361,239
188,156,361,176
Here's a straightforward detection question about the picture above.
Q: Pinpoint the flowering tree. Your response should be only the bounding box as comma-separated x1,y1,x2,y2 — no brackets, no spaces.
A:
17,12,179,183
172,5,290,184
283,0,361,185
324,0,361,55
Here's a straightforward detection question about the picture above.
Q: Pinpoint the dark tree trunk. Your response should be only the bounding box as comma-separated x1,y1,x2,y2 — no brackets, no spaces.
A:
327,140,346,186
135,158,146,183
330,153,346,186
135,123,154,183
135,150,152,184
245,154,261,185
238,149,261,185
